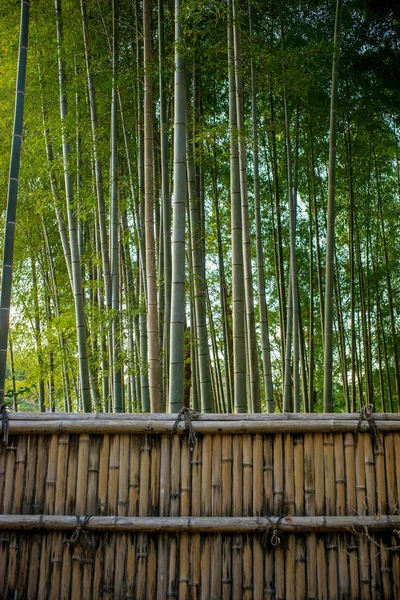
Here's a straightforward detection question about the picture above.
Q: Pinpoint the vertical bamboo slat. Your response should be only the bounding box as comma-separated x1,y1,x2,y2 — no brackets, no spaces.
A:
157,435,170,600
3,437,16,513
13,435,27,513
179,438,191,599
211,435,222,598
98,434,110,516
304,433,316,600
87,435,100,515
314,434,327,599
253,434,263,599
324,432,338,600
242,435,253,597
26,533,40,599
64,435,78,516
221,435,232,600
232,435,243,600
108,434,120,515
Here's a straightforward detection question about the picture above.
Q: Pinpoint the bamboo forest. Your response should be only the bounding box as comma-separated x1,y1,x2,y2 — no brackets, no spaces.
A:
0,0,399,417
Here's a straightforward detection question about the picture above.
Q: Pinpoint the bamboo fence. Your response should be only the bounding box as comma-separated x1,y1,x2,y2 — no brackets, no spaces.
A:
1,412,400,599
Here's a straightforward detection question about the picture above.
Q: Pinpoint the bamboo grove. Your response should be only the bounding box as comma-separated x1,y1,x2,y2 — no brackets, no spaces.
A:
0,0,399,415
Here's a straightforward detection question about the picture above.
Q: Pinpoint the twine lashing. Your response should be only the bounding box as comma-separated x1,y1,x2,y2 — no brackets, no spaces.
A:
1,404,9,446
172,407,199,450
64,515,95,551
262,516,288,549
355,404,381,451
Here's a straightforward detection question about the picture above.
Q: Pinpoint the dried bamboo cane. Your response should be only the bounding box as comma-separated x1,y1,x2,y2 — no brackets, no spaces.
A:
6,533,19,597
157,435,170,600
344,432,356,513
335,434,348,599
0,533,9,597
221,435,232,600
103,532,116,600
13,435,26,512
179,438,190,598
0,434,6,510
200,435,212,598
129,435,140,516
253,434,263,598
36,533,50,599
273,434,284,515
65,435,78,515
356,434,371,600
125,530,137,599
294,435,304,515
384,433,396,513
232,435,243,600
33,436,48,515
394,433,400,510
108,434,120,515
324,433,338,600
314,433,327,598
86,435,100,515
60,539,72,600
16,533,29,598
27,533,41,600
92,535,104,599
295,535,306,600
55,433,69,515
344,432,359,597
168,434,180,596
98,434,110,516
49,532,63,598
118,434,130,516
285,535,295,599
369,532,381,600
375,432,387,514
3,436,16,513
211,435,222,598
44,434,59,514
243,534,253,600
147,535,157,599
200,534,211,600
243,433,253,516
284,435,295,598
304,433,317,600
115,532,127,599
364,433,376,515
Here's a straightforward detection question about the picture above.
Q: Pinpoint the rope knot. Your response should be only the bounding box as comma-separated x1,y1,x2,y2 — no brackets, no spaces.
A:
262,516,288,550
172,407,199,450
0,404,9,446
64,516,95,551
355,404,381,451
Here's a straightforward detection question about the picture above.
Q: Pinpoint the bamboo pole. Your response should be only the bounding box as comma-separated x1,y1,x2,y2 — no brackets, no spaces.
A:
6,416,400,436
2,514,398,534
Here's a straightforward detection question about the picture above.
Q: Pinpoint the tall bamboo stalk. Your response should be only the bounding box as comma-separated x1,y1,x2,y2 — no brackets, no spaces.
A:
144,0,161,412
0,0,30,406
55,0,91,412
169,0,187,411
323,0,344,412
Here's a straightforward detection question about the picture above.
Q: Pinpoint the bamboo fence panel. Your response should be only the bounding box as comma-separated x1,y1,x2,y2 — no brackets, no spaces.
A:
0,413,400,598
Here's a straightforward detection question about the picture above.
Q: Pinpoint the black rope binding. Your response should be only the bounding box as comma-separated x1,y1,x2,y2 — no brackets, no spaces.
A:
0,404,9,446
172,407,199,450
262,516,288,550
64,516,95,551
354,404,381,451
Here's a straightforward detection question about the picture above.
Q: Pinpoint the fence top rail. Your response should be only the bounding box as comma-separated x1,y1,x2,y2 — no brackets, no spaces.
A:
2,411,400,434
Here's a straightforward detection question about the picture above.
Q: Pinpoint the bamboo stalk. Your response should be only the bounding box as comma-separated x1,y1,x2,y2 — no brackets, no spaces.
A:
10,411,400,421
4,513,398,533
13,436,26,513
27,533,41,599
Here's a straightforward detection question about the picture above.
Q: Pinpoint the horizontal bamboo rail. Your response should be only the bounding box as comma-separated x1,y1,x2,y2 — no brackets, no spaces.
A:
3,411,400,434
0,514,399,533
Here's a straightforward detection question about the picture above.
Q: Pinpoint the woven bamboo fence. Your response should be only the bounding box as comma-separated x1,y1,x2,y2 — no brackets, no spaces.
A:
1,412,400,599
